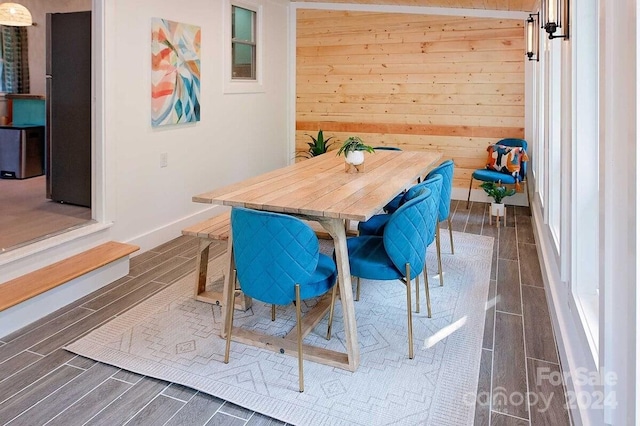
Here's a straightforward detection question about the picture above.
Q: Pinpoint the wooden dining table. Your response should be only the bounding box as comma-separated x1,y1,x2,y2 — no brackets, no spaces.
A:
193,149,442,372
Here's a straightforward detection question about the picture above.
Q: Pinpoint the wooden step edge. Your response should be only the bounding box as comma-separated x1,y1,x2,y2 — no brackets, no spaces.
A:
0,241,139,312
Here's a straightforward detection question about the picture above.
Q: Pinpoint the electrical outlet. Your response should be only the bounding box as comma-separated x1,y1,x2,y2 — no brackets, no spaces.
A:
160,152,168,168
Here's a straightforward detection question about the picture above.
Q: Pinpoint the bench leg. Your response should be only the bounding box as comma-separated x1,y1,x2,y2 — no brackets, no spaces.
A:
194,237,252,312
195,239,212,297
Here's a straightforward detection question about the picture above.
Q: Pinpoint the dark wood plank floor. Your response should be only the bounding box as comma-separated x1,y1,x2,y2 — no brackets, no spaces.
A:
0,201,571,426
455,202,573,426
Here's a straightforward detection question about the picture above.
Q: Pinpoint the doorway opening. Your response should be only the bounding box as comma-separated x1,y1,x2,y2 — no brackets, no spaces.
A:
0,0,99,253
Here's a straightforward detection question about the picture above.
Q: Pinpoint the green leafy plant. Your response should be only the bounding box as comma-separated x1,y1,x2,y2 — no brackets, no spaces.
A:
336,136,375,157
297,130,334,159
480,182,516,204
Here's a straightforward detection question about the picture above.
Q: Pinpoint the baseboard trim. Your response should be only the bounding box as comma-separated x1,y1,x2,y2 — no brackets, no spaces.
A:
124,206,231,255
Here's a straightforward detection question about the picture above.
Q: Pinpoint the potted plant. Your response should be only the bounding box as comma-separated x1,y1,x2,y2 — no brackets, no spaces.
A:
296,129,334,159
480,182,516,225
336,136,375,169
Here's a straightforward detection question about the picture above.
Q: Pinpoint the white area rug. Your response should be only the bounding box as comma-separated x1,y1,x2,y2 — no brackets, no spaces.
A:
66,231,493,426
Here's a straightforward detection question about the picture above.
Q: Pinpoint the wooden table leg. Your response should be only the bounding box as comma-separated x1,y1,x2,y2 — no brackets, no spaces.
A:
317,217,360,372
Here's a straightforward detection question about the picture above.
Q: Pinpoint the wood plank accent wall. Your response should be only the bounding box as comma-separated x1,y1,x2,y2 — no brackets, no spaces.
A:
295,10,525,189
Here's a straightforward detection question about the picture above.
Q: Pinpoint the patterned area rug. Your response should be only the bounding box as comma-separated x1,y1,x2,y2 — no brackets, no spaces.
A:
66,231,493,426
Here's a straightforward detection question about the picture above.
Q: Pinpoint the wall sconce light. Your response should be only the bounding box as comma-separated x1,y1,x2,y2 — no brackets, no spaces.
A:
541,0,569,40
526,12,539,61
0,2,32,27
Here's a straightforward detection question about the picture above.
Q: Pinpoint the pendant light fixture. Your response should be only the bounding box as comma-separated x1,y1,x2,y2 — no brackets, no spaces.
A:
0,3,32,27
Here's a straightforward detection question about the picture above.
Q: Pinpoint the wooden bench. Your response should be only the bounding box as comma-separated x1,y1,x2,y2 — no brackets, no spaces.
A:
0,241,139,312
182,211,357,311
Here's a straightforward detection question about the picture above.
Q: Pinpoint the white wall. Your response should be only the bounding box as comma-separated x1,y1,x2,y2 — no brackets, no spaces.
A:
104,0,289,250
0,0,289,333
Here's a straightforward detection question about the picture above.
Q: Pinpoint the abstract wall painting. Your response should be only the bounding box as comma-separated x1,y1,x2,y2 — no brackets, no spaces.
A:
151,18,201,127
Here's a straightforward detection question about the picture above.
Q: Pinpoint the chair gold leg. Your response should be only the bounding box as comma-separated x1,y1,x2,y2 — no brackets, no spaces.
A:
415,275,420,313
224,269,238,364
467,177,473,209
271,304,276,321
295,284,304,392
326,282,338,340
355,277,361,301
447,216,454,255
424,266,432,319
435,222,444,286
405,263,414,359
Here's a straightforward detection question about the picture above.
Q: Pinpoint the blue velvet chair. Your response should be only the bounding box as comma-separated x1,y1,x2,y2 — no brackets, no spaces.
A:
346,188,439,359
357,175,443,300
225,207,338,392
383,161,452,215
466,138,531,210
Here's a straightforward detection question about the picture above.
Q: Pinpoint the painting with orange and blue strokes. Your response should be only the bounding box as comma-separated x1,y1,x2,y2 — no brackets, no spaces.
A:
151,18,201,127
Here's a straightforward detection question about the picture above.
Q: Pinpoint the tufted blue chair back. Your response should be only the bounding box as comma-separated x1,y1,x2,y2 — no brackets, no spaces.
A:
231,207,320,306
382,185,439,280
496,138,528,181
421,175,443,244
426,160,454,221
403,174,442,205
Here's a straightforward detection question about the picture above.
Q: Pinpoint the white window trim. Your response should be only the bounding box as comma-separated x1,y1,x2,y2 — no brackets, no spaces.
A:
538,39,549,214
571,0,600,361
548,38,562,253
223,0,264,94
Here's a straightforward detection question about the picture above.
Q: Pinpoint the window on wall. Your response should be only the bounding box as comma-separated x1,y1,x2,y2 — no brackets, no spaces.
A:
231,5,256,80
536,42,547,209
548,40,562,250
571,0,599,361
534,0,600,363
224,0,263,93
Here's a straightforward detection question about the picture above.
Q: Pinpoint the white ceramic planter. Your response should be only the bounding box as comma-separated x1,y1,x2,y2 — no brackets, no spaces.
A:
490,202,505,217
346,151,365,165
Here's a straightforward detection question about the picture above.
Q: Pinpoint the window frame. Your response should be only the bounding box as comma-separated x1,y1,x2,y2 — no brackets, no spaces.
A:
547,38,562,252
231,5,257,80
571,0,600,362
533,0,601,365
536,39,548,212
224,0,263,94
